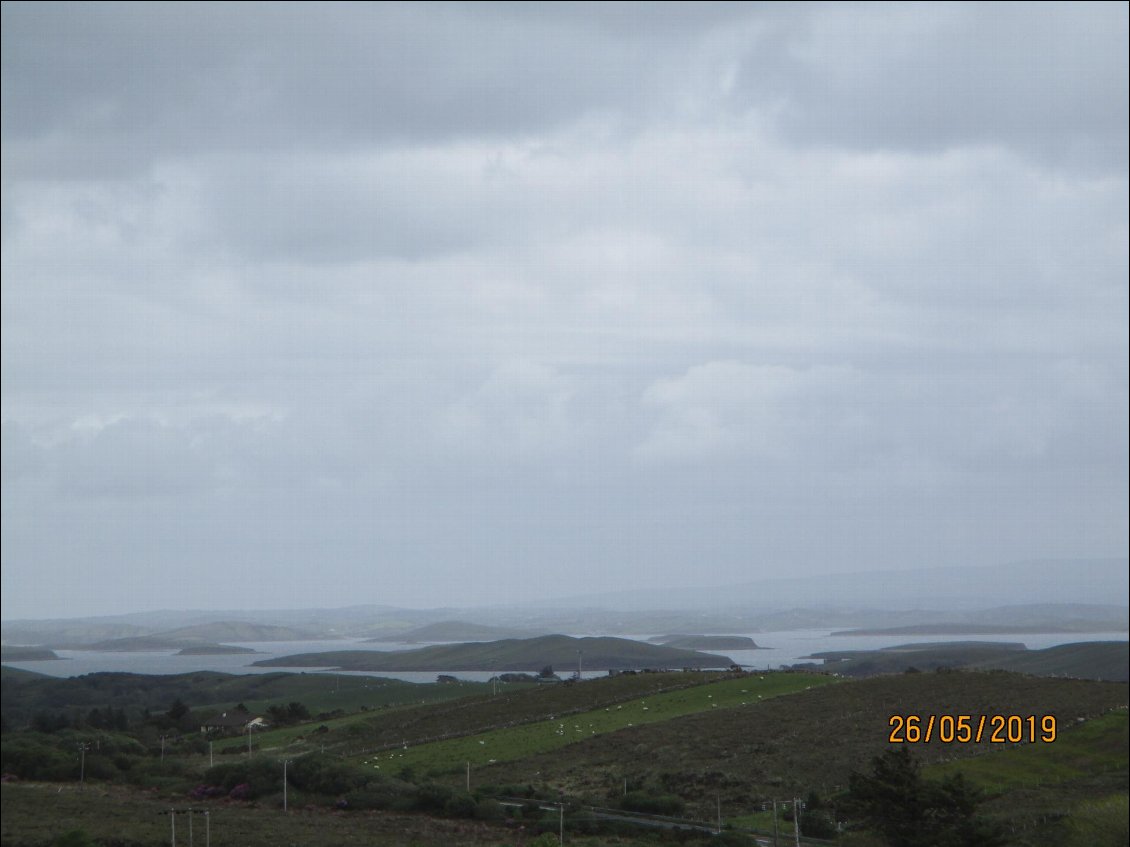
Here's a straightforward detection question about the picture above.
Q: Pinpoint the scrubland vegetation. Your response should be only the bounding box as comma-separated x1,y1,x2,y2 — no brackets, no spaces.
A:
2,663,1126,846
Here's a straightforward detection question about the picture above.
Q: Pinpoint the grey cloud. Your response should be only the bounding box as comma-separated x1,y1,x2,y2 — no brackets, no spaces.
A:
2,3,1126,617
1,2,702,179
734,3,1129,171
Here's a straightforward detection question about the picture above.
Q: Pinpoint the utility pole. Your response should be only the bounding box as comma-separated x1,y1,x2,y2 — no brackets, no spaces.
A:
465,761,470,792
187,809,193,847
772,799,780,847
77,742,88,789
170,809,176,847
716,794,722,834
558,801,564,845
208,741,213,768
793,797,801,847
283,760,290,812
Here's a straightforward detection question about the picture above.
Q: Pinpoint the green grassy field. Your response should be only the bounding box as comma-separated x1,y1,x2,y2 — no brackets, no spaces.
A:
930,708,1128,790
354,672,834,777
460,671,1128,819
925,708,1129,845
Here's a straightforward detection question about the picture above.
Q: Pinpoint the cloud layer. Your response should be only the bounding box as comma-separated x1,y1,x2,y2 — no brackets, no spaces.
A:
2,3,1126,617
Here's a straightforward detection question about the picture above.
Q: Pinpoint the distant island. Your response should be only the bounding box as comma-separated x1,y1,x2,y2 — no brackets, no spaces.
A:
0,646,60,661
254,634,735,672
648,635,763,650
174,643,257,656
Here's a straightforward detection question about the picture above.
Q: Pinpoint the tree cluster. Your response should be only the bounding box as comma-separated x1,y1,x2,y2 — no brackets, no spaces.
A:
845,747,1006,847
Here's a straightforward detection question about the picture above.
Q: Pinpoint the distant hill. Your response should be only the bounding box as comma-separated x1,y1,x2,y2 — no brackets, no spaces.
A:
159,621,317,642
832,604,1129,636
801,640,1129,681
648,635,763,650
59,636,205,652
969,641,1130,681
0,646,60,661
52,620,316,652
0,666,50,682
833,624,1112,636
254,634,735,672
365,620,542,643
1,622,149,646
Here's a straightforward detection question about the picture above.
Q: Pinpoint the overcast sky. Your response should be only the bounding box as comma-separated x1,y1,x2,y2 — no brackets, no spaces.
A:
2,2,1127,619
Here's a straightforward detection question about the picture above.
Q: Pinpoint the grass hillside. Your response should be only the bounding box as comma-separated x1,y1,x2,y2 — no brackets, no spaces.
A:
0,783,514,847
1,665,1125,846
348,673,832,778
217,671,741,755
805,640,1128,680
253,634,736,671
928,709,1128,844
462,671,1127,818
970,641,1129,680
0,670,487,729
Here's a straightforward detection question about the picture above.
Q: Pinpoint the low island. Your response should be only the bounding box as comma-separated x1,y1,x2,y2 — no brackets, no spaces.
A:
254,634,735,672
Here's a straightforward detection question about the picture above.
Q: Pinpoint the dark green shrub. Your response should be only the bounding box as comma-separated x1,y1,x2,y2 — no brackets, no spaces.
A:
287,753,367,795
52,831,96,847
0,734,76,780
202,757,280,798
620,791,685,816
414,782,454,811
443,790,477,817
342,775,416,810
473,797,505,820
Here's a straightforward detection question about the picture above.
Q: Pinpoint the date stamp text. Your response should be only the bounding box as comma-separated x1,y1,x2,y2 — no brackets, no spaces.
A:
888,714,1057,744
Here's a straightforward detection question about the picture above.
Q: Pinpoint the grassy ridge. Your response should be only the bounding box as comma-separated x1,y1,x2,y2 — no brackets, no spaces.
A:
970,641,1129,680
225,672,738,756
462,671,1127,818
353,672,833,777
0,670,488,729
806,640,1128,680
927,709,1129,844
931,708,1128,789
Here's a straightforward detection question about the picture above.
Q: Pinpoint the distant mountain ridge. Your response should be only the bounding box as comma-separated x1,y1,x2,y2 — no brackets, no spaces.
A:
364,620,544,643
3,559,1125,645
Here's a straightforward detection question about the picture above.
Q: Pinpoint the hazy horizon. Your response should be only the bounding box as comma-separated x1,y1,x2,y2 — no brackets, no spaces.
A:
3,3,1127,620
